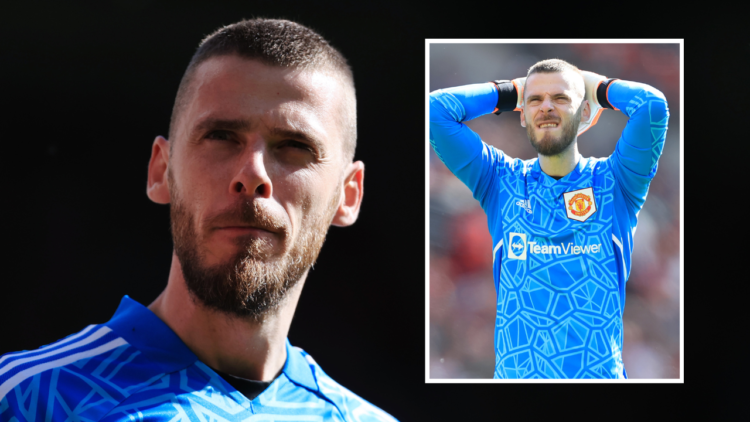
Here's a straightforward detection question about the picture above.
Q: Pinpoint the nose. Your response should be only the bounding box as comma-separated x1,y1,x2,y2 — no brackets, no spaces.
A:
540,95,554,112
230,146,273,199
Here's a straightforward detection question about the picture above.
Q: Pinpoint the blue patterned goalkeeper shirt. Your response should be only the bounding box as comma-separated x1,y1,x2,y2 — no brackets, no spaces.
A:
429,79,669,378
0,296,398,421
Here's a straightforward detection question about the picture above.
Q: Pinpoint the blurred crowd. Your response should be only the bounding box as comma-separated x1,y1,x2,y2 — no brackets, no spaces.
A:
429,43,681,379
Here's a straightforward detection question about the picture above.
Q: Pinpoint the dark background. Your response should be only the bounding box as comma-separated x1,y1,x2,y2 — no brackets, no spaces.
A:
0,0,731,419
0,0,428,419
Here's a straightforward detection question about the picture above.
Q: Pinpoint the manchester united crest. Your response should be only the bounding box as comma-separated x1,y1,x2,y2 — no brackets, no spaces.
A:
563,187,597,222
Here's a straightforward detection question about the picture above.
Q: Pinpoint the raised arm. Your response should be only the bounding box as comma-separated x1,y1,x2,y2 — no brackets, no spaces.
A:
429,80,522,203
603,79,670,211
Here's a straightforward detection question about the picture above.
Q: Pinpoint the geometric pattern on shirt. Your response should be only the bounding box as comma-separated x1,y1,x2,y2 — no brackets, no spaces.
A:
492,157,625,379
0,325,398,421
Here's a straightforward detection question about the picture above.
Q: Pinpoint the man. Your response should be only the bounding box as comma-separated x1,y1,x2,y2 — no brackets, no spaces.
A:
0,19,398,420
429,59,669,378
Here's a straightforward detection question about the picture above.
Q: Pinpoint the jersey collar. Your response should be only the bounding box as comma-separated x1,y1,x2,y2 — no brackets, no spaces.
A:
532,156,588,181
105,296,318,392
281,340,318,392
105,295,198,374
531,156,589,197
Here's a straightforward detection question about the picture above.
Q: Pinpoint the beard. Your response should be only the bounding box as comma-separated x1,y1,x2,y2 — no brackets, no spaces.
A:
169,170,339,322
526,105,583,157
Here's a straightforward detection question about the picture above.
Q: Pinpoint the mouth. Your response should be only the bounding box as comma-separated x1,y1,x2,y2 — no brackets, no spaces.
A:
537,122,559,129
216,226,277,237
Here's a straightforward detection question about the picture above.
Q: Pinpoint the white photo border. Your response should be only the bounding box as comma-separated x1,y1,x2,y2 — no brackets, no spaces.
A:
424,38,684,384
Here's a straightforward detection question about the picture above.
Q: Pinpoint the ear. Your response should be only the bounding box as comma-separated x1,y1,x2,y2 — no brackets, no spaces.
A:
147,136,171,204
331,160,364,227
519,108,527,128
580,99,591,123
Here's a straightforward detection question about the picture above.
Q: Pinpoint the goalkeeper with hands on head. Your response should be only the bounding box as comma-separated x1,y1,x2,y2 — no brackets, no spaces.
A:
429,59,669,379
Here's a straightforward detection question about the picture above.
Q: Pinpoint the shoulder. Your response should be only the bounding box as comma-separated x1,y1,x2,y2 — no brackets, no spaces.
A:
491,151,534,176
0,324,134,419
0,322,172,421
506,156,536,180
576,155,613,177
0,324,129,397
294,347,399,422
586,156,610,171
519,158,537,175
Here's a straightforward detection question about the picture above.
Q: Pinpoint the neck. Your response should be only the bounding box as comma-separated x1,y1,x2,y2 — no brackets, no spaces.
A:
148,251,306,381
538,141,580,179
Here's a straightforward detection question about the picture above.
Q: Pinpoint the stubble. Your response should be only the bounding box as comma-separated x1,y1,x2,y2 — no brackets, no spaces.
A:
169,169,339,322
527,105,583,157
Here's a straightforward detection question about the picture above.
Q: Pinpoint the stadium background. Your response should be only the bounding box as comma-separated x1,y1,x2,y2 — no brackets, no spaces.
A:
429,42,681,379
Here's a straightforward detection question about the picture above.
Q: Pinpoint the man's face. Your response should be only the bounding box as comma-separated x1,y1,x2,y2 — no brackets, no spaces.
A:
521,71,586,157
166,56,350,320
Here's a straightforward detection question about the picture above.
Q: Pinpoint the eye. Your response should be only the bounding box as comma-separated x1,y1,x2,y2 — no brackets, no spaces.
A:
205,130,233,141
281,140,313,153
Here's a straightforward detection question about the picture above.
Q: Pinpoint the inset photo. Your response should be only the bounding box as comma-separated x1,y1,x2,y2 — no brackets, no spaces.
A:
426,40,682,381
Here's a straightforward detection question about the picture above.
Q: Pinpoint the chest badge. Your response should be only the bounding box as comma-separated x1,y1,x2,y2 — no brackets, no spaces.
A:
563,187,597,222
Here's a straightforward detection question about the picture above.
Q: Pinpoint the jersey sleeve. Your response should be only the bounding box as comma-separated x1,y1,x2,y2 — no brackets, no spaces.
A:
429,83,515,206
605,80,670,212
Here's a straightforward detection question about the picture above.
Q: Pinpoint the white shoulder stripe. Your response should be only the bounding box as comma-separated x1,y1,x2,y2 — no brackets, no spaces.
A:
612,234,627,278
492,239,503,264
0,337,127,401
0,324,97,367
0,326,112,378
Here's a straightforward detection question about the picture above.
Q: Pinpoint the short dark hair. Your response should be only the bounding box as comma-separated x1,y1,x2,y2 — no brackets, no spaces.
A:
169,19,356,160
524,58,584,100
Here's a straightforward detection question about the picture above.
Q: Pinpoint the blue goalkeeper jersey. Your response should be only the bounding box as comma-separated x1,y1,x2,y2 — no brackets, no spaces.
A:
430,80,668,379
0,296,398,421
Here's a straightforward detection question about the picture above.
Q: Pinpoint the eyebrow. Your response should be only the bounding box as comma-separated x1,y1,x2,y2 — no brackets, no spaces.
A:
192,117,325,151
268,127,324,151
526,93,571,101
193,117,254,134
